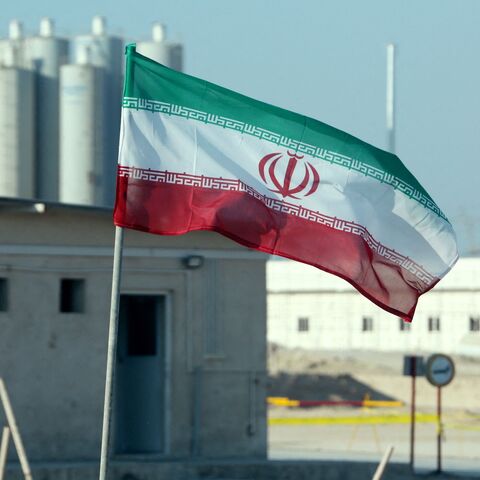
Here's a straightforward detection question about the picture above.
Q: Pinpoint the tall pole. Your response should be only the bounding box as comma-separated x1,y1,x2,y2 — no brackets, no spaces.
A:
99,226,125,480
386,43,396,154
436,386,442,474
409,357,416,473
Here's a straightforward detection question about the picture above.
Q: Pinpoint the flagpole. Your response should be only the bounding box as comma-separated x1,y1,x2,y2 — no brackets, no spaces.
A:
386,43,396,154
99,225,125,480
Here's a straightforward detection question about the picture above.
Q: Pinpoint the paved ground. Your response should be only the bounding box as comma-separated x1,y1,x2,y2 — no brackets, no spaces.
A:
269,420,480,475
268,347,480,477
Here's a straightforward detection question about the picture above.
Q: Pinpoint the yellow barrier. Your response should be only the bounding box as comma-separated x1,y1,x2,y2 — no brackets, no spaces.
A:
267,397,300,407
363,400,403,408
269,413,438,426
267,396,403,408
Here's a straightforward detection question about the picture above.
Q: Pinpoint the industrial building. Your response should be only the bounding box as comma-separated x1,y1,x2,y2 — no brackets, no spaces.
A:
0,198,267,462
268,257,480,356
0,17,272,470
0,16,182,207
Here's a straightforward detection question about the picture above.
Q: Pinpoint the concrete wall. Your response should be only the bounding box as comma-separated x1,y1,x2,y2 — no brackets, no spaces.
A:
0,201,267,461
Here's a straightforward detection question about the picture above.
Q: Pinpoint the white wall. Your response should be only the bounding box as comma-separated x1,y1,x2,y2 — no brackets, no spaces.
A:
267,258,480,355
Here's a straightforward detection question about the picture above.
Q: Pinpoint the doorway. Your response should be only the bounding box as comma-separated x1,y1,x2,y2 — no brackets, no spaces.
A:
115,294,168,454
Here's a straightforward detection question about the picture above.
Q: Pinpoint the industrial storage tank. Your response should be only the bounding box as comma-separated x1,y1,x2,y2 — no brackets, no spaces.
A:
136,23,183,71
0,44,35,198
71,16,123,206
0,20,30,69
24,18,69,202
59,46,106,206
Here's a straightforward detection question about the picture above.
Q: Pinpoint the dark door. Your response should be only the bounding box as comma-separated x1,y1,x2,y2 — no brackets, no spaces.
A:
115,294,166,454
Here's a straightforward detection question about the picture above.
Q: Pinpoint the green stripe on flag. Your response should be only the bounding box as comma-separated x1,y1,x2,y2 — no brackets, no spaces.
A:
123,46,448,222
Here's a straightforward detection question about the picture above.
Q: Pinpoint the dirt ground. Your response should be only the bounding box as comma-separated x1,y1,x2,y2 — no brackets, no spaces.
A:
267,345,480,474
268,344,480,411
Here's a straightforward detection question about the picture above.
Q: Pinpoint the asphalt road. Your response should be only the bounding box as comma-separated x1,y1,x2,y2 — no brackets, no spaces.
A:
269,421,480,476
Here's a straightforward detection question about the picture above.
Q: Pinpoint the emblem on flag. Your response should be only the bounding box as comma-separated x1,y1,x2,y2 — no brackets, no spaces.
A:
258,151,320,199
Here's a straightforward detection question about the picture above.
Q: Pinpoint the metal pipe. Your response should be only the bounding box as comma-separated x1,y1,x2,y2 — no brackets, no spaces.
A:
372,445,395,480
152,23,166,42
409,357,416,473
0,427,10,480
386,43,395,153
39,18,54,37
8,20,23,40
0,379,32,480
98,226,124,480
92,16,107,36
436,386,442,473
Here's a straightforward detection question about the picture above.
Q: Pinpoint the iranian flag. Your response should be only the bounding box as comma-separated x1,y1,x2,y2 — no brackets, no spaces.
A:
114,45,458,322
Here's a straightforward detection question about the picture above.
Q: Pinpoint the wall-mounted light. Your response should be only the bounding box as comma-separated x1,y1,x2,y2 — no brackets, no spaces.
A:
183,255,204,269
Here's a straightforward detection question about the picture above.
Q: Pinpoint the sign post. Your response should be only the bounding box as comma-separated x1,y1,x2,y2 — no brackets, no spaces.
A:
425,354,455,474
403,355,425,473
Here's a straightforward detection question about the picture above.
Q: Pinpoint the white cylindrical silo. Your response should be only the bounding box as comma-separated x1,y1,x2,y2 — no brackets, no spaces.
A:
71,16,124,206
72,16,123,76
0,20,30,69
59,60,106,206
0,38,9,66
136,23,183,71
0,59,35,198
24,18,69,202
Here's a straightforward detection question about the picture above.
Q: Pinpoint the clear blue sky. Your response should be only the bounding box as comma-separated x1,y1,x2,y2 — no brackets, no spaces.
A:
3,0,479,254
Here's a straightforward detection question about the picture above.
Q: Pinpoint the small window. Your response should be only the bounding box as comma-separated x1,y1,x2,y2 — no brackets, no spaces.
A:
362,316,373,332
0,278,8,312
428,316,440,332
298,317,309,332
122,296,158,356
60,279,85,313
470,316,480,332
399,318,411,331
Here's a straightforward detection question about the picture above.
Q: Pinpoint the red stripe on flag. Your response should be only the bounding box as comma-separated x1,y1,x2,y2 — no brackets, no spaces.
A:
114,175,438,322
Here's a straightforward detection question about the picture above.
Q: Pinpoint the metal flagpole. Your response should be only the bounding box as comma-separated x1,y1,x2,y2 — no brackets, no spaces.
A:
386,43,396,154
436,386,443,474
99,225,125,480
409,357,417,473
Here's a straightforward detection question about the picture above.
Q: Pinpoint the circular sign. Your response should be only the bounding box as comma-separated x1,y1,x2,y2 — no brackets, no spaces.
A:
426,354,455,387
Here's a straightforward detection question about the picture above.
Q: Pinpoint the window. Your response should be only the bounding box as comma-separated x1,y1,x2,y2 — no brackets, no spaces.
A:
428,316,440,332
470,316,480,332
123,296,158,356
60,279,85,313
399,317,411,331
297,317,309,332
0,278,7,312
362,316,373,332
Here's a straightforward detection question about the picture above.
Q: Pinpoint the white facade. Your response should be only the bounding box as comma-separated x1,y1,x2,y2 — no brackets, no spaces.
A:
0,65,35,198
267,257,480,356
59,63,106,205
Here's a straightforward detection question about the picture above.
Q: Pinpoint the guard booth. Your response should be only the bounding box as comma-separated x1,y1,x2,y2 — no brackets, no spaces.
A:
0,198,267,463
